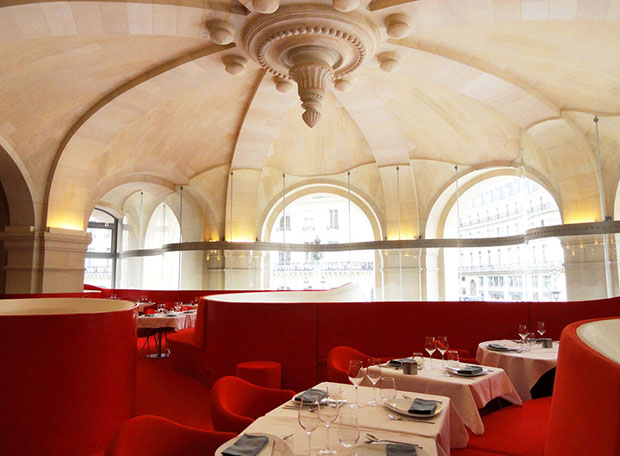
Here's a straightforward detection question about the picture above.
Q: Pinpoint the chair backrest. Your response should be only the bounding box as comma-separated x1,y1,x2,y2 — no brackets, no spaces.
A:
210,376,296,433
545,318,620,456
105,415,237,456
327,346,369,383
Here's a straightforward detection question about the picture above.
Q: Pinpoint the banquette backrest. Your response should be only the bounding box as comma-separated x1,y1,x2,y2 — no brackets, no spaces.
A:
545,318,620,456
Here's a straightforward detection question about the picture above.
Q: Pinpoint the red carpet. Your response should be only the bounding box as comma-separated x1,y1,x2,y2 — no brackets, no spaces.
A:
135,337,214,430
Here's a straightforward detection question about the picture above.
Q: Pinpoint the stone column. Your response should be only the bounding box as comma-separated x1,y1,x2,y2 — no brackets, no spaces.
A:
561,237,612,301
0,226,91,293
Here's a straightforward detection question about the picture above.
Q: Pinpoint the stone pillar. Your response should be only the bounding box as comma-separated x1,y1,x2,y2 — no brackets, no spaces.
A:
561,237,611,301
380,248,422,301
0,226,91,293
223,250,262,290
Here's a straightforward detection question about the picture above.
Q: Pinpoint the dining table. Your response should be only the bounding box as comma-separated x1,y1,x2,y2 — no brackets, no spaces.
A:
366,361,522,435
216,382,469,456
137,311,197,358
476,339,559,401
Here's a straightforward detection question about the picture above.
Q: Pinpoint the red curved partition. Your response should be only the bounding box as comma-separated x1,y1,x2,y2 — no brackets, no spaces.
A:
0,298,137,456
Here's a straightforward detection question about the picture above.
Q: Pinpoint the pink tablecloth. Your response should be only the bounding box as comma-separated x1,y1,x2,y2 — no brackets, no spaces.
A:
363,364,521,435
476,339,559,401
137,312,196,332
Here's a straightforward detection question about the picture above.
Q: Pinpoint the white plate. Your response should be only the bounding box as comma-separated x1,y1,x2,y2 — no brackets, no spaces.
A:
445,366,489,377
384,397,443,418
220,433,292,456
354,442,428,456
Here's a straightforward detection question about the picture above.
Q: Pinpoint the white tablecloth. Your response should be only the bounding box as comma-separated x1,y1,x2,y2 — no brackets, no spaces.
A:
476,339,559,401
216,415,440,456
364,363,521,435
137,312,197,332
266,382,468,456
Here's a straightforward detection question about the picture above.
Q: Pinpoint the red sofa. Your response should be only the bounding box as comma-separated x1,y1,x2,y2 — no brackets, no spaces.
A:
167,294,619,392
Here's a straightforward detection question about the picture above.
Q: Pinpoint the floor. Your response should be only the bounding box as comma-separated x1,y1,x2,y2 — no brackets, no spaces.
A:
134,336,214,430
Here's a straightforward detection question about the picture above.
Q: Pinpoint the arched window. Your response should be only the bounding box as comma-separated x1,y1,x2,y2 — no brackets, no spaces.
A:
266,193,375,300
143,203,180,289
85,208,118,288
444,176,566,302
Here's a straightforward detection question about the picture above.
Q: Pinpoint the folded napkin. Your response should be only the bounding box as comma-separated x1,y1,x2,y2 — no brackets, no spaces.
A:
388,357,413,367
386,442,418,456
222,434,269,456
294,388,328,404
455,365,484,375
408,398,438,415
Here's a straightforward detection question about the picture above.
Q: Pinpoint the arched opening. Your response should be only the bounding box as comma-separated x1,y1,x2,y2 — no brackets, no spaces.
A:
85,208,118,288
443,176,566,301
142,203,180,290
264,193,376,299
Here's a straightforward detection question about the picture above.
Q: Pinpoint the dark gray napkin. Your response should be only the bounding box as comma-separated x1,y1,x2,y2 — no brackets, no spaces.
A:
487,343,509,351
222,434,269,456
456,365,483,375
408,398,438,415
294,388,327,404
389,357,413,367
386,442,418,456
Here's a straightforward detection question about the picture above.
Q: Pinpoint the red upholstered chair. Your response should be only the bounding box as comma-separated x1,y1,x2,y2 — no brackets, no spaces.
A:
466,396,552,456
210,376,296,433
327,346,371,383
105,415,237,456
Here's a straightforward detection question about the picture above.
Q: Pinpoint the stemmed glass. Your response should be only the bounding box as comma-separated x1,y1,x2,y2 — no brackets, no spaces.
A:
537,321,546,338
338,412,359,454
366,358,382,406
318,386,340,455
436,336,449,367
347,360,364,409
518,324,529,350
380,377,396,406
299,398,320,456
425,336,437,370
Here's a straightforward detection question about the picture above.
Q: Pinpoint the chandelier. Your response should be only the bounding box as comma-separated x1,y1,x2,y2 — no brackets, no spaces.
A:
207,1,412,127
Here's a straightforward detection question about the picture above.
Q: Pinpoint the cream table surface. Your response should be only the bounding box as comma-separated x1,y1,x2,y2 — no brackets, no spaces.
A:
476,339,559,401
137,312,196,331
364,363,521,435
267,382,468,456
216,415,439,456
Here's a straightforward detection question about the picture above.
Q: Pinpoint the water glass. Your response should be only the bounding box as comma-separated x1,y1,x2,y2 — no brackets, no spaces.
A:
299,398,320,456
412,352,424,370
338,411,359,452
446,350,460,369
347,360,364,409
379,377,396,406
366,358,382,406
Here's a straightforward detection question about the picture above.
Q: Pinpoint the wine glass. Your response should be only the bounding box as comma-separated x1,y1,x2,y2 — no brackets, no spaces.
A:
518,324,529,348
537,321,546,338
446,350,460,369
412,352,424,370
299,398,320,456
347,360,364,409
318,386,340,455
338,412,359,453
366,358,382,406
436,336,449,367
380,377,396,406
424,336,437,370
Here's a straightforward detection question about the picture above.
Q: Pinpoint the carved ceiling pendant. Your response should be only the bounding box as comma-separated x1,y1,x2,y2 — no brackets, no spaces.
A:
215,2,412,128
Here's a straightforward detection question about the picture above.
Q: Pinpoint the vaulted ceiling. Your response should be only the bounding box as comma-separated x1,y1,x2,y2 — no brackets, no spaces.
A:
1,0,620,234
